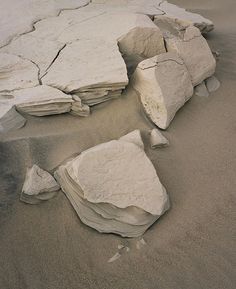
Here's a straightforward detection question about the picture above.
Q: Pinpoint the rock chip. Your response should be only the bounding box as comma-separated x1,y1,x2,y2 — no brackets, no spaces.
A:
194,81,209,97
0,103,26,133
150,128,169,148
132,52,193,129
55,130,169,237
20,164,60,204
205,75,220,92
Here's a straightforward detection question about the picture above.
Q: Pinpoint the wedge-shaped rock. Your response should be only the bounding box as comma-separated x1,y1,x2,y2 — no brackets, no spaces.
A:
0,53,39,92
0,103,26,133
5,85,73,116
1,34,65,78
55,130,169,237
132,52,193,129
163,25,216,86
150,128,169,148
20,164,60,204
158,1,214,33
42,39,128,105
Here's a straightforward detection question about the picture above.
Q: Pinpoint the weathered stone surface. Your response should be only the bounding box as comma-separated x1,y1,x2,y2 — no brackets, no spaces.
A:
1,34,65,78
163,25,216,86
42,39,128,105
205,75,220,92
158,1,214,33
0,103,26,133
0,53,39,92
20,164,60,204
119,129,144,150
2,85,73,116
0,0,90,47
55,130,169,237
132,52,193,129
70,95,90,117
150,128,169,148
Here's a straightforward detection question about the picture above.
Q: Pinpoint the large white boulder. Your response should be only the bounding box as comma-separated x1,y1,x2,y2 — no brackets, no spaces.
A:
55,130,169,237
132,52,193,129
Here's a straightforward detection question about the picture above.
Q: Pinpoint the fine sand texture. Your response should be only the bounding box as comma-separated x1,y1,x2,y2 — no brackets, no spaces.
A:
0,0,236,288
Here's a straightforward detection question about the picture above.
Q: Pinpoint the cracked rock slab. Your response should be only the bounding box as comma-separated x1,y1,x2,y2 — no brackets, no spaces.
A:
0,103,26,133
55,130,169,237
132,52,193,129
1,34,65,78
0,53,39,92
20,164,60,204
42,39,128,105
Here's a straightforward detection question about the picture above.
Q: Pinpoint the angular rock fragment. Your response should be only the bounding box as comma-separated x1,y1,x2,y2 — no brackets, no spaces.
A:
158,1,214,33
7,85,73,116
150,128,169,148
132,52,193,129
42,40,128,106
0,53,39,92
55,130,169,237
205,75,220,92
194,81,209,97
119,129,144,150
1,34,65,78
70,95,90,117
0,103,26,133
163,25,216,86
20,164,60,204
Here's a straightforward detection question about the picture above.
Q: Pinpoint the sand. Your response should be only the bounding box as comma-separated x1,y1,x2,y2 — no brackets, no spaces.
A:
0,0,236,288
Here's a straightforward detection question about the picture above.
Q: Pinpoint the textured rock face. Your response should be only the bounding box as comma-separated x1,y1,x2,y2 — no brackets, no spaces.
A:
55,130,169,237
132,52,193,129
0,0,90,47
163,25,216,86
0,53,39,92
1,85,73,116
42,40,129,105
0,104,26,133
1,35,65,78
20,164,60,204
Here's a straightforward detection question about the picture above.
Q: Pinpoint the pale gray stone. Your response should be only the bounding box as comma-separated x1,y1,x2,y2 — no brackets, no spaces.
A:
132,52,193,129
150,128,169,148
194,81,209,97
205,75,220,92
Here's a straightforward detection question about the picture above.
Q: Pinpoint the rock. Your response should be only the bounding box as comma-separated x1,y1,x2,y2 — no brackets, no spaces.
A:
0,103,26,133
158,1,214,33
3,85,73,116
150,128,169,148
0,0,90,47
108,252,121,263
205,75,220,92
131,52,193,129
70,95,90,117
119,129,144,150
42,39,128,105
1,34,65,78
194,81,209,97
0,53,39,92
163,25,216,86
55,130,169,237
20,164,60,204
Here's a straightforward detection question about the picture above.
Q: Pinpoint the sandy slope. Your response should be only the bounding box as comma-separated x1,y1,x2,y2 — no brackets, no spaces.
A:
0,0,236,288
